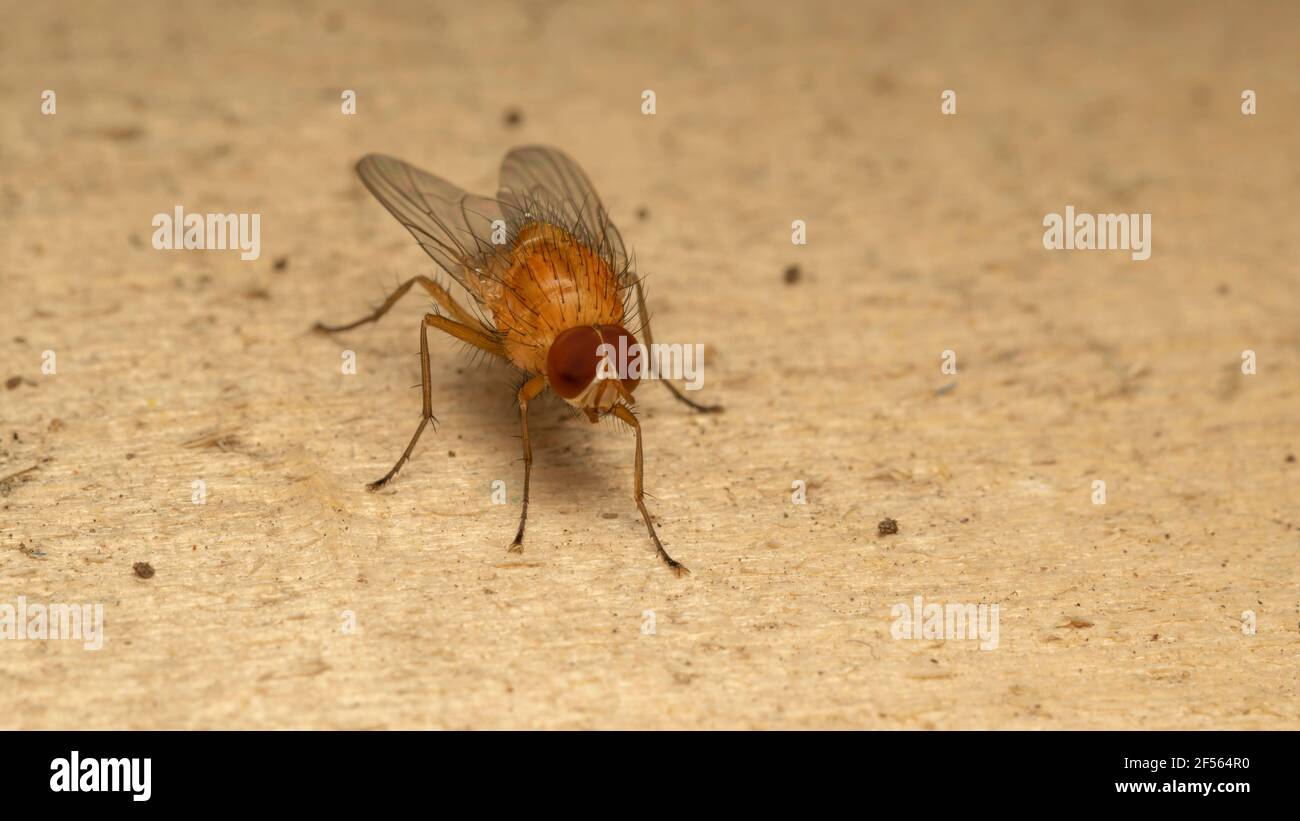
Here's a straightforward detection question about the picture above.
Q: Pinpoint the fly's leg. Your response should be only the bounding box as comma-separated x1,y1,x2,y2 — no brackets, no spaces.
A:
634,278,723,414
611,404,689,577
368,313,504,490
314,274,482,333
367,313,437,490
508,375,548,553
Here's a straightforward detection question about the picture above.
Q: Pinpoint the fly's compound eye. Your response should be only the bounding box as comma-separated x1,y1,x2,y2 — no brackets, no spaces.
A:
546,326,602,399
596,324,642,397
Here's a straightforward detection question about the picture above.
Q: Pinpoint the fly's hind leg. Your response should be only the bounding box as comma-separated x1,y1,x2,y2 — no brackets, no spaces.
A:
611,404,689,577
314,274,482,333
367,313,506,490
633,278,722,413
508,375,548,553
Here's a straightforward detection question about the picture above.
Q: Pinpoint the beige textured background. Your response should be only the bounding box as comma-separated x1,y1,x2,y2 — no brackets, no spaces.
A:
1,0,1297,729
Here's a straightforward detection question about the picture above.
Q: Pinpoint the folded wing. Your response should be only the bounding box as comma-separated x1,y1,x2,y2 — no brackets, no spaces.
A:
355,154,507,308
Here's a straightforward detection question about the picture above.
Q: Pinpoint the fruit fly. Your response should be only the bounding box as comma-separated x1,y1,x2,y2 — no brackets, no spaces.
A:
315,147,721,575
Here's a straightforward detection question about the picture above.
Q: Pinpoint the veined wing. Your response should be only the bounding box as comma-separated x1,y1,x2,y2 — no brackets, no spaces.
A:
497,146,630,280
355,154,507,308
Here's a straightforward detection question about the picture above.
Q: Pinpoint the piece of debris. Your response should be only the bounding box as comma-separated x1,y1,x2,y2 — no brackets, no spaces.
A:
48,418,65,432
934,381,957,396
783,264,801,284
5,376,21,390
182,429,243,452
877,517,899,535
1059,618,1094,629
0,464,39,489
133,561,155,579
503,107,523,127
273,256,289,272
635,206,650,221
98,124,145,141
1287,454,1296,463
601,512,619,520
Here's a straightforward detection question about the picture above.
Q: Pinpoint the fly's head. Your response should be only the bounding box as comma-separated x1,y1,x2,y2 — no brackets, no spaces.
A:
545,324,641,417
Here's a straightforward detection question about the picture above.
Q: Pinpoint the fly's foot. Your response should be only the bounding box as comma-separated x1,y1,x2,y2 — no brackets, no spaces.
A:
663,557,690,578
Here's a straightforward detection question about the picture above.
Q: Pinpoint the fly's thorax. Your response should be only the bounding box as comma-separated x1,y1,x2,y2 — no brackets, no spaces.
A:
489,222,626,374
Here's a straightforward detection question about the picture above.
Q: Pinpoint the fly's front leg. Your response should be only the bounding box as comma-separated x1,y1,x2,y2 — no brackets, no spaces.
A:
610,404,689,577
509,375,548,553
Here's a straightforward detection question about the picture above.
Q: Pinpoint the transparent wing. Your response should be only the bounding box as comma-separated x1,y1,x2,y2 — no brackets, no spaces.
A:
497,146,629,276
355,154,507,307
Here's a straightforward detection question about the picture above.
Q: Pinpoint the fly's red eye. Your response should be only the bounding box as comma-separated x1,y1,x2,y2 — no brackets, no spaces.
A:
546,326,601,399
597,324,642,396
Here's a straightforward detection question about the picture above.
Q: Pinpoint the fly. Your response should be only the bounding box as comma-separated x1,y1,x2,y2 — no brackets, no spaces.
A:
314,147,721,575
